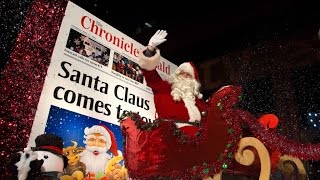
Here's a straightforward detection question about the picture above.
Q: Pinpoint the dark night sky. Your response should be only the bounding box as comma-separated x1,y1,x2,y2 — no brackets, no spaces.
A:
1,0,319,69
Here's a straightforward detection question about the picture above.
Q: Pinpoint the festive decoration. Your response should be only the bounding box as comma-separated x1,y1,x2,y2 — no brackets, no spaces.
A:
258,113,281,171
220,92,320,161
10,133,68,179
120,85,243,179
0,0,68,175
258,113,279,129
105,156,128,180
60,141,86,180
81,124,120,177
121,85,320,179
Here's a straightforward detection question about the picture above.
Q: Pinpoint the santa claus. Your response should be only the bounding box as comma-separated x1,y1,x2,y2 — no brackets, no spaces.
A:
80,125,119,175
137,30,207,136
120,30,240,178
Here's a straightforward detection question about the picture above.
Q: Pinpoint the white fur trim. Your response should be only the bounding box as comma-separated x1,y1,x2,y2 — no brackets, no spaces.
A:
175,62,195,78
175,122,194,128
137,47,161,71
84,125,111,149
182,98,201,122
216,85,232,93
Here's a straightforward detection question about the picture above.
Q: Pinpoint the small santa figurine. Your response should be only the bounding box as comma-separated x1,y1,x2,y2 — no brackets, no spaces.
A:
79,125,119,176
137,30,208,136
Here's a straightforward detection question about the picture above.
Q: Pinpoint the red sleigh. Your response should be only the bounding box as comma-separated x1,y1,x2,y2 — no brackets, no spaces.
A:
120,85,308,179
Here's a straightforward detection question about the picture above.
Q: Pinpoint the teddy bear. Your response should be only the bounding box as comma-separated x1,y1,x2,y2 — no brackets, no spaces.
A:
106,163,128,180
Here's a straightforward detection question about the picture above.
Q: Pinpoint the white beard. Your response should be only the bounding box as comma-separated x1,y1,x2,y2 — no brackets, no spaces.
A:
80,146,110,174
167,74,202,122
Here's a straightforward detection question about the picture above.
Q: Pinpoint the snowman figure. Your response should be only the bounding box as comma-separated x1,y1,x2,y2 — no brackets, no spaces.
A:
14,133,68,180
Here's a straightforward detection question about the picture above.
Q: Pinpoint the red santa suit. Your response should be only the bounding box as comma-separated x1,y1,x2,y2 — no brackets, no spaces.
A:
138,47,208,136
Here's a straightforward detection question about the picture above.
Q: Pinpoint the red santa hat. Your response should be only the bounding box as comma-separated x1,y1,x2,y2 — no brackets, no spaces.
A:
174,62,199,81
84,125,119,156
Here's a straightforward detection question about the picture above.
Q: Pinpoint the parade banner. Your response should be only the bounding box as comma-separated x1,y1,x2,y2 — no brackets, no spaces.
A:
26,2,176,177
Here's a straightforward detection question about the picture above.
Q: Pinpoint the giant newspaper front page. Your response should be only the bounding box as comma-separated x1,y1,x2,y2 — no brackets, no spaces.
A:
28,1,176,177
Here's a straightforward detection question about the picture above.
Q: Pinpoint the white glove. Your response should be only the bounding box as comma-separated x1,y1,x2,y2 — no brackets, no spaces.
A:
148,30,168,49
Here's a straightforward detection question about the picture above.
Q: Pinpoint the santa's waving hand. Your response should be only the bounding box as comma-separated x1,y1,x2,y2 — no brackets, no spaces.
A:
138,30,167,70
148,30,167,50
